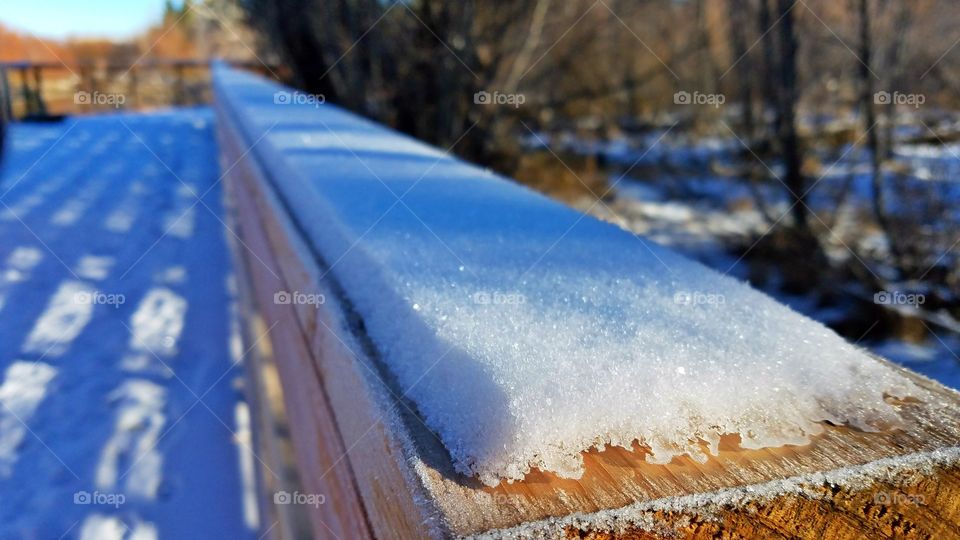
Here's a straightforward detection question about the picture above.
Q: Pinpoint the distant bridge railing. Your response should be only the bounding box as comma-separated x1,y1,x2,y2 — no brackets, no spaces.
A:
0,59,280,121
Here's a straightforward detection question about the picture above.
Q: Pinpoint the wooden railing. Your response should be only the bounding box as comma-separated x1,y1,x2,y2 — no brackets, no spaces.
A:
212,64,960,540
0,59,277,120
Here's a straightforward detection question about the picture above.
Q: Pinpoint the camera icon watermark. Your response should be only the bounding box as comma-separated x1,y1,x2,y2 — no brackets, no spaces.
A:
74,91,126,109
273,90,326,107
274,490,326,508
74,291,125,308
73,490,125,508
274,290,325,308
873,290,925,307
473,90,526,108
674,291,725,306
673,90,725,108
874,90,925,108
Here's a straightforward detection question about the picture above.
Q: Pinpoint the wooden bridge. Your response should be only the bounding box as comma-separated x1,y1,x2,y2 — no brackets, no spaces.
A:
0,63,958,539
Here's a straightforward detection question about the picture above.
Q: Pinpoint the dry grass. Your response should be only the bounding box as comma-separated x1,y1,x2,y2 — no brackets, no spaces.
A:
513,150,610,204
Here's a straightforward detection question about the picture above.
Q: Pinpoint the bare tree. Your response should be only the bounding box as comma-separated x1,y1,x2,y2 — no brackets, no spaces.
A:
857,0,913,278
879,0,912,160
728,1,755,139
773,0,810,234
757,0,777,138
857,0,891,266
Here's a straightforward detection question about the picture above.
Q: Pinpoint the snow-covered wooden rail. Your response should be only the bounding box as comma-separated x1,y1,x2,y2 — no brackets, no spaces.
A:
212,64,960,539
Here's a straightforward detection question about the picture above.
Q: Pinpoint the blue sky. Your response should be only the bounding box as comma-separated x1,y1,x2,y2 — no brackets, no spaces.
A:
1,0,183,40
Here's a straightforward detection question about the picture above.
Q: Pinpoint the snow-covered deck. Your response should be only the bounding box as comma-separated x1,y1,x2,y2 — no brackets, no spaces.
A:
0,111,255,538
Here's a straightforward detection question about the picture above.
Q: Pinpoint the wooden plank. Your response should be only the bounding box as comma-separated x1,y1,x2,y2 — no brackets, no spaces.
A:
214,76,960,538
223,121,447,539
217,106,380,539
222,148,317,540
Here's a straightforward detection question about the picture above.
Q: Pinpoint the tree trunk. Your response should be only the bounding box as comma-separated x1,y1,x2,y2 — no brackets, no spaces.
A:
758,0,777,138
859,0,904,277
729,0,754,138
774,0,808,232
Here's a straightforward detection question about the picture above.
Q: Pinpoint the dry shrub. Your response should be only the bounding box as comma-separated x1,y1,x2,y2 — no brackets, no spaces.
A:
513,151,609,204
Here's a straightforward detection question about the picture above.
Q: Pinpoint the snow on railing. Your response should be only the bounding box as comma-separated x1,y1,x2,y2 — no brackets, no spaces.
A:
212,64,929,488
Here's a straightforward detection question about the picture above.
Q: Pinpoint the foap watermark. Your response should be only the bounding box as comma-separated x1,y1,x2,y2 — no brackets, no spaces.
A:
274,290,325,308
674,291,725,306
874,290,925,307
873,491,925,506
74,91,126,108
274,490,326,508
273,90,326,107
74,490,125,508
674,90,725,108
473,291,527,305
490,492,521,506
473,90,526,108
874,90,925,108
74,291,125,308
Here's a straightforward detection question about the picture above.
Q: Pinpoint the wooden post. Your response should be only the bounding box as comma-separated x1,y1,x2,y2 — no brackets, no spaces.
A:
127,67,139,109
175,64,186,106
0,66,13,122
31,66,46,117
17,66,32,117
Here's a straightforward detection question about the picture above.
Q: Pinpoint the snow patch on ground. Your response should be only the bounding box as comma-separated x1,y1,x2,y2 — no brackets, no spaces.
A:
0,247,43,311
95,379,167,500
21,280,96,357
122,287,186,375
0,362,57,476
74,255,115,281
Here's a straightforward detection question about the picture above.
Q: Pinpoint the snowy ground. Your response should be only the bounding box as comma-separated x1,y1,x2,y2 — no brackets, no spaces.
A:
0,111,257,539
567,133,960,391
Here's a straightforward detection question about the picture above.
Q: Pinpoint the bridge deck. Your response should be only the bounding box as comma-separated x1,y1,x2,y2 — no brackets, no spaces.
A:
0,110,255,538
